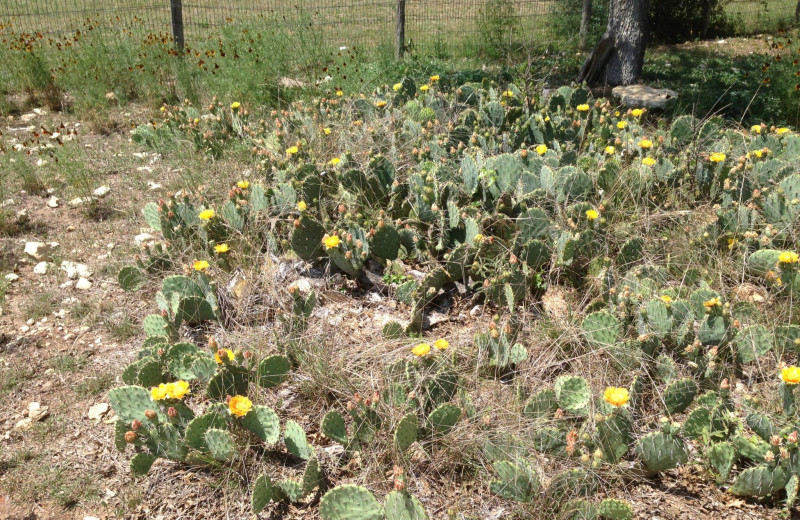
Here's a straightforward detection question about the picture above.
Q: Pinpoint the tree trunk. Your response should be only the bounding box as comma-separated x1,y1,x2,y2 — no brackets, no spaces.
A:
579,0,593,50
796,0,800,24
604,0,648,86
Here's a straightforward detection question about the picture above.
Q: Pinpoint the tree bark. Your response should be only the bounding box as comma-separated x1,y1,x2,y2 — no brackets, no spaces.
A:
604,0,648,86
579,0,593,50
795,0,800,24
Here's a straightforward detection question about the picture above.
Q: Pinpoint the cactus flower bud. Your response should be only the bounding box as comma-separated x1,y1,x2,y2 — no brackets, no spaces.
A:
167,407,178,418
145,410,157,421
771,435,782,446
765,451,776,462
125,431,138,443
781,447,790,460
131,419,142,431
720,378,729,390
788,431,798,444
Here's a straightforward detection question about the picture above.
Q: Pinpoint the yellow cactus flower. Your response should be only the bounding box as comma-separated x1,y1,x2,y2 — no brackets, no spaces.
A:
214,243,229,254
323,127,332,135
297,201,307,212
779,251,799,264
393,83,403,92
776,127,790,135
198,209,215,220
604,145,615,155
709,152,726,163
328,157,341,166
586,209,599,221
434,339,449,351
535,144,548,156
638,139,653,149
166,380,190,399
751,124,762,134
783,366,800,385
703,297,722,309
617,121,628,130
228,395,253,417
430,75,440,82
473,233,484,243
631,108,644,117
214,348,235,364
576,104,590,112
151,383,168,401
642,157,656,166
420,85,429,92
754,149,763,158
659,295,673,304
193,260,210,271
336,90,343,97
502,90,515,98
323,235,341,250
603,387,630,407
237,180,250,189
286,146,299,155
375,100,387,108
231,102,241,110
412,343,431,357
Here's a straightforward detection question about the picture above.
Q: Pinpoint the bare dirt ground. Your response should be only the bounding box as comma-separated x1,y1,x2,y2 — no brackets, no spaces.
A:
0,104,796,520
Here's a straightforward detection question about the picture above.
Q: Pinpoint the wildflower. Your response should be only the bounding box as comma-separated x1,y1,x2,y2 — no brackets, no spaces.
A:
420,85,429,92
751,124,762,134
638,139,653,149
231,102,241,110
586,209,599,221
237,180,250,189
535,144,548,156
576,104,590,112
632,108,644,117
166,380,190,399
782,366,800,385
323,235,341,250
473,233,484,243
617,121,627,130
151,383,168,401
375,100,387,108
328,157,341,166
709,152,726,163
604,145,615,155
603,387,630,407
336,90,343,97
659,295,673,304
776,127,790,135
703,297,722,309
393,83,403,92
642,157,656,166
297,201,307,212
434,339,449,350
412,343,431,357
193,260,210,271
198,209,215,220
753,149,763,158
214,243,229,254
779,251,799,264
430,75,440,82
323,127,332,135
286,146,299,155
214,348,235,364
228,395,253,417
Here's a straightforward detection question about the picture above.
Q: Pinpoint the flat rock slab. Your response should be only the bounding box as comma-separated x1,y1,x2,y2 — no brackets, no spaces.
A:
612,84,677,110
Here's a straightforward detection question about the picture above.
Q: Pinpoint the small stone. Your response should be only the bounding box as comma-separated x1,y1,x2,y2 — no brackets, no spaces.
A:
470,305,482,317
20,325,30,333
47,196,59,208
4,273,19,282
68,197,84,206
60,280,75,289
92,185,111,198
147,181,162,190
20,113,37,122
24,241,51,261
88,403,109,422
26,318,34,326
134,232,156,246
611,84,678,111
33,261,52,275
75,278,92,290
61,261,92,280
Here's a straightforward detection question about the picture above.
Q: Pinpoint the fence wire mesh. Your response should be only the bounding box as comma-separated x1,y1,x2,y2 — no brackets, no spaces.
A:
0,1,797,56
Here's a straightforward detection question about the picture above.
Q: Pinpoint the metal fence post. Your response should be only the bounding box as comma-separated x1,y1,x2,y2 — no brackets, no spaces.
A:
396,0,405,59
170,0,184,53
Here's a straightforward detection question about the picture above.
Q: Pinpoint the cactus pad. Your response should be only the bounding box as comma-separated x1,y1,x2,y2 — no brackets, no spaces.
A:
427,403,461,435
185,413,226,450
257,355,291,388
130,452,157,476
394,413,418,452
205,428,236,461
597,499,633,520
252,473,275,513
384,490,429,520
284,420,314,460
118,266,146,292
319,485,383,520
109,385,161,423
489,460,540,503
730,465,789,497
707,441,736,483
582,311,621,347
734,325,774,364
242,405,281,444
636,431,688,471
555,375,591,415
321,411,348,445
663,378,698,415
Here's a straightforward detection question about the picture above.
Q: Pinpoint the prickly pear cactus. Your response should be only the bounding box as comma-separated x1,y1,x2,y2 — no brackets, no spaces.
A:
554,375,591,415
489,459,540,503
394,413,419,452
730,465,789,497
252,473,275,513
384,490,429,520
598,498,634,520
582,311,621,347
319,485,383,520
663,378,698,415
284,420,314,460
321,411,349,445
242,405,281,443
636,430,689,471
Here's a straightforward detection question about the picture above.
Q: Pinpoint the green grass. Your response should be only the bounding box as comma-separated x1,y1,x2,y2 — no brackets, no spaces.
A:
49,353,88,373
22,291,58,321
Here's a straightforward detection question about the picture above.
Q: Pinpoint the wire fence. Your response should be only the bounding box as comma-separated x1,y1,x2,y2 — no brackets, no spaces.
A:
0,0,797,56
